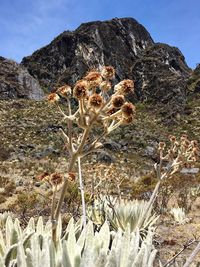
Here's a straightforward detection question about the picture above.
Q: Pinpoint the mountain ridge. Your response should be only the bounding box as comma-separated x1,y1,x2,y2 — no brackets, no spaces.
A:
0,17,199,117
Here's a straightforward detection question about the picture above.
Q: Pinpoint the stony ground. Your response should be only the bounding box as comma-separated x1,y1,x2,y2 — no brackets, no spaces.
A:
0,97,200,265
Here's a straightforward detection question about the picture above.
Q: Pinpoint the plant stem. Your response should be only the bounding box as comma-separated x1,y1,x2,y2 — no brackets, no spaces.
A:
51,186,57,222
163,239,196,267
52,127,90,243
183,241,200,267
67,98,73,153
51,186,57,242
52,153,77,242
78,156,87,228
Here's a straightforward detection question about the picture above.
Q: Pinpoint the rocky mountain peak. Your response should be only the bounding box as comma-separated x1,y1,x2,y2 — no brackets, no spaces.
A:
0,17,194,118
21,17,191,116
21,17,154,89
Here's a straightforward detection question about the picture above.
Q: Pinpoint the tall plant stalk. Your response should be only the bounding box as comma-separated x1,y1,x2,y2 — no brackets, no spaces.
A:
47,68,136,243
78,156,87,228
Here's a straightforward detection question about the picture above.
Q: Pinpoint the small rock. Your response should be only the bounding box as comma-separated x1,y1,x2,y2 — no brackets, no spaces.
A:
145,146,155,157
103,140,121,151
120,140,129,147
35,182,41,187
96,150,115,163
34,147,60,159
180,168,199,174
16,179,23,186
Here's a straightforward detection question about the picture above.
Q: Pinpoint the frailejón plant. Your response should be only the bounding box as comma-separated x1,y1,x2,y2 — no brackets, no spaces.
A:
0,214,157,267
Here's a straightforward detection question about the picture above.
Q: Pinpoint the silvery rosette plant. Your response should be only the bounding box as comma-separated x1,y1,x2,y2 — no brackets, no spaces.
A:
46,66,136,242
0,214,157,267
87,195,158,236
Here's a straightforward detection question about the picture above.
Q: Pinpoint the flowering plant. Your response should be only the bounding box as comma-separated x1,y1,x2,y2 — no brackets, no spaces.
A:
47,66,135,242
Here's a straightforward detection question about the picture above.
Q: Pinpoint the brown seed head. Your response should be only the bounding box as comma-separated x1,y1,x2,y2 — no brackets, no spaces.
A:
57,85,71,97
68,172,76,181
50,173,63,186
100,81,112,91
47,93,60,103
122,115,134,124
121,102,136,118
38,172,49,181
111,95,125,108
191,156,198,162
88,93,103,110
73,80,88,99
84,71,102,88
158,142,166,150
114,79,134,95
183,162,192,168
106,107,117,116
169,135,176,143
101,66,115,80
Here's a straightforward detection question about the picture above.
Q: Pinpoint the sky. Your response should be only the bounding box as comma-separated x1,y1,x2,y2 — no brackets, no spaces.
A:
0,0,200,68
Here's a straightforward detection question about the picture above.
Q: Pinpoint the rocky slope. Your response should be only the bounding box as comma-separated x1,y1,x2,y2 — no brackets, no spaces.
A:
133,43,191,117
188,63,200,93
0,57,44,100
21,17,192,114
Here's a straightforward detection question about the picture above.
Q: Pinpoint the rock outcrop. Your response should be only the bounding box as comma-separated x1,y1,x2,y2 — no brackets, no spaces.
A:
132,43,191,116
21,17,191,114
0,57,44,100
21,17,154,88
188,64,200,94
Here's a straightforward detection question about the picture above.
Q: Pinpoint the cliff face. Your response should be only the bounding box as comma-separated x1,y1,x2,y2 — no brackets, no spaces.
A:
0,17,192,113
0,57,44,100
21,17,191,114
21,18,154,88
132,43,191,116
187,64,200,94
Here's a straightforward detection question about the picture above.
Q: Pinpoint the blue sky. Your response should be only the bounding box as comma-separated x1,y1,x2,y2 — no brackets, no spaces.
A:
0,0,199,68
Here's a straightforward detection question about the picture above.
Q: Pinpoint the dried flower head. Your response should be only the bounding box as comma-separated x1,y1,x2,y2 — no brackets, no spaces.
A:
100,81,112,91
121,102,136,118
111,95,125,108
84,71,102,88
38,172,49,181
158,142,166,150
122,115,134,124
88,93,103,110
101,66,115,80
191,156,198,162
73,80,88,99
68,172,76,181
57,85,71,97
47,93,60,103
50,173,63,187
169,135,176,143
183,162,192,168
114,79,134,95
106,107,117,116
